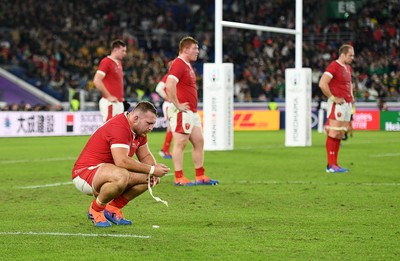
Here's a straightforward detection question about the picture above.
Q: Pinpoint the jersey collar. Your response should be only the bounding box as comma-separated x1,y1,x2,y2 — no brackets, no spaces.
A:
178,56,191,66
125,111,137,138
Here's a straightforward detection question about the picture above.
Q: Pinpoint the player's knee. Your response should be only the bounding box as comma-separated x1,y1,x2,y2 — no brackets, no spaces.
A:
334,131,344,139
328,130,341,140
112,168,130,189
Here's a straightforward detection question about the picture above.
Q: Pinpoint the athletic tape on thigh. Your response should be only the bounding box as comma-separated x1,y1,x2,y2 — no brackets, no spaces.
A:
147,174,168,207
325,126,348,131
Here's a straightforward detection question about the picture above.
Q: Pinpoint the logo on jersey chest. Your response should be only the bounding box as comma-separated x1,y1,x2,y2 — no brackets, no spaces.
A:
189,69,195,81
341,68,350,79
131,141,140,150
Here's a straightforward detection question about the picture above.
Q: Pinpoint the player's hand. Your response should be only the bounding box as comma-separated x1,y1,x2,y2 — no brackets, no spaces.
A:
335,97,345,105
148,175,160,187
153,163,170,177
176,102,190,112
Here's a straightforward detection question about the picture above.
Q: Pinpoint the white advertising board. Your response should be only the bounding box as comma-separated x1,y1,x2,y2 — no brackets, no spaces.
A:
203,63,234,150
0,111,103,137
285,68,312,147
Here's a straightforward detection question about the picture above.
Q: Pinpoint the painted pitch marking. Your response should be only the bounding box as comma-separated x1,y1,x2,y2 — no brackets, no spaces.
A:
0,231,151,239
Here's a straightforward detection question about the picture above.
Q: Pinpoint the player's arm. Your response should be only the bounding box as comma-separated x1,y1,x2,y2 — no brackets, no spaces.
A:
165,76,189,111
136,144,170,177
319,73,344,104
111,146,168,177
319,73,333,99
93,71,118,102
155,81,167,99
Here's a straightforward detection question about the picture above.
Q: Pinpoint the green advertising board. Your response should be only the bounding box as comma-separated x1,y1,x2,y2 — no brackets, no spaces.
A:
380,111,400,131
327,0,367,19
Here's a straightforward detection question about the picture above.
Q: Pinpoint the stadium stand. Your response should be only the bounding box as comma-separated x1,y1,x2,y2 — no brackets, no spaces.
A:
0,0,399,110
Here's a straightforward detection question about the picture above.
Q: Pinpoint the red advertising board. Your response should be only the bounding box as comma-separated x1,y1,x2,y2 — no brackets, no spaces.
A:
352,110,380,130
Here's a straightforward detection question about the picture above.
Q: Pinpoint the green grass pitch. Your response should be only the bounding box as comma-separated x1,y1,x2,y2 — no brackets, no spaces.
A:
0,130,399,260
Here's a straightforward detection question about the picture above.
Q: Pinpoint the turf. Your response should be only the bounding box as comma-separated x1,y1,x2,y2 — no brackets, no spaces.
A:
0,131,399,260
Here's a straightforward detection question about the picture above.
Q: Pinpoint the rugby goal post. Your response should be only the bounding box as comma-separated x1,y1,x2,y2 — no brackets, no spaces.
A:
204,0,311,150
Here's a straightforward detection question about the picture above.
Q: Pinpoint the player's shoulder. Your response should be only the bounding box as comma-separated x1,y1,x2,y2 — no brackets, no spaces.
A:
326,60,340,71
173,57,189,66
98,56,112,66
161,74,169,82
105,113,128,128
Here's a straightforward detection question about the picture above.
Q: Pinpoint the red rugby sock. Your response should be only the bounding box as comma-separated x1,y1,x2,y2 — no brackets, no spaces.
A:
195,167,205,177
333,138,341,166
326,136,336,166
175,170,184,179
162,131,173,152
110,195,129,209
91,198,106,212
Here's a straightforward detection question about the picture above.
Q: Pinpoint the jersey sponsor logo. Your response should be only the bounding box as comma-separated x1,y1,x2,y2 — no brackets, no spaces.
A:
131,142,139,150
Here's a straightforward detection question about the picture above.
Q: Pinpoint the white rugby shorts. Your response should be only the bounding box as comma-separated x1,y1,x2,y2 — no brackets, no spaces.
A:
73,176,95,196
327,100,352,122
99,97,124,122
162,101,172,122
168,104,201,134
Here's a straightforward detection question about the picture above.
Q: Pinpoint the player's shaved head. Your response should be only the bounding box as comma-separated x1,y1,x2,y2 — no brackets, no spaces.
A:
179,36,198,53
132,101,157,115
339,44,354,55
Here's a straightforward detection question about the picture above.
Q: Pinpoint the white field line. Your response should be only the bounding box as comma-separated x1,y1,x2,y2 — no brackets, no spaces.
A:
17,176,400,189
236,180,400,186
369,153,400,158
17,173,174,189
0,157,76,164
0,231,150,239
17,182,73,189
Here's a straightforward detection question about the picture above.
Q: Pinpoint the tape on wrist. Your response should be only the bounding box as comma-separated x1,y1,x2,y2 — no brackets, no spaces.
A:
329,96,336,102
149,165,155,175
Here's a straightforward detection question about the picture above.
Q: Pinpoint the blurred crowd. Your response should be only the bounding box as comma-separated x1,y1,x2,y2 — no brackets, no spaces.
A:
0,0,399,111
0,101,63,111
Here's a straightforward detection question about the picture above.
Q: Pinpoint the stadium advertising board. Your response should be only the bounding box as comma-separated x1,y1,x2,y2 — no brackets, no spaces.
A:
198,110,280,131
0,111,168,137
280,110,320,130
233,110,280,131
352,110,380,130
380,111,400,131
0,111,103,137
327,0,366,19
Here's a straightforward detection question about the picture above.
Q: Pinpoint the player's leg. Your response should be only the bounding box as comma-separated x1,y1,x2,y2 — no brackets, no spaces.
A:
171,131,192,185
189,125,204,169
159,101,173,159
168,106,194,185
325,101,351,173
104,172,154,225
98,97,112,122
72,163,130,227
189,115,219,185
83,163,130,226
